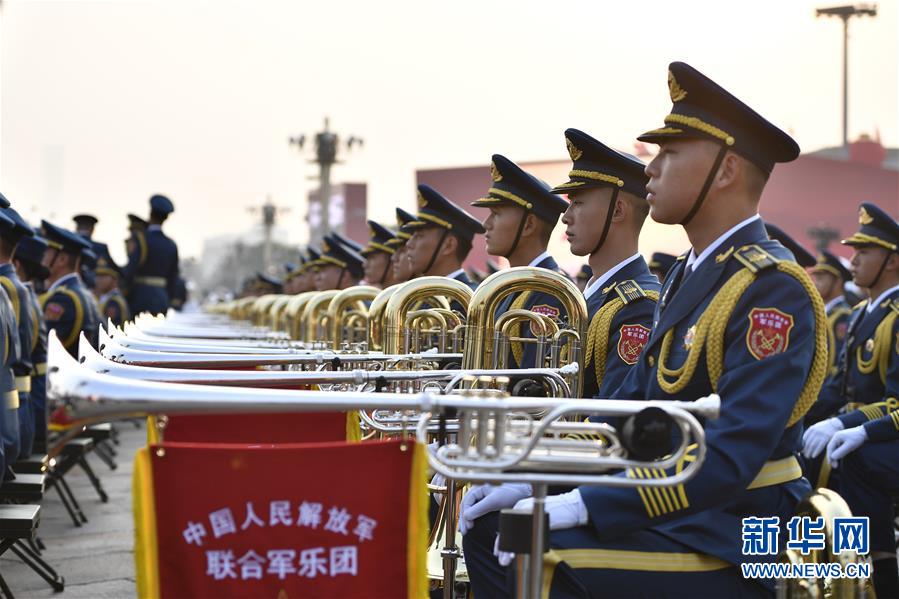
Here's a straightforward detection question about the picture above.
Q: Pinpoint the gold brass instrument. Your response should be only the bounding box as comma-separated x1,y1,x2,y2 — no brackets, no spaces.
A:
369,285,452,352
463,267,588,396
301,290,339,344
327,285,380,350
776,489,869,599
283,291,319,339
384,277,473,354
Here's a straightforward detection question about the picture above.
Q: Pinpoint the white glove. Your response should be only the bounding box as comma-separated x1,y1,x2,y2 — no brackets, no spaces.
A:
458,483,532,535
826,426,868,466
802,418,843,459
493,535,515,567
513,490,588,532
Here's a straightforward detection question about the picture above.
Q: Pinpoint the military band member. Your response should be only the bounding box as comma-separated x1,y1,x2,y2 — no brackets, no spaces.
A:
313,234,365,291
470,154,569,369
389,208,416,285
11,235,50,453
361,220,398,288
0,205,22,479
0,206,37,460
124,195,179,316
809,251,853,378
404,184,485,290
468,62,826,597
460,132,660,589
255,273,283,295
94,247,130,327
40,221,100,356
648,252,676,283
801,203,898,596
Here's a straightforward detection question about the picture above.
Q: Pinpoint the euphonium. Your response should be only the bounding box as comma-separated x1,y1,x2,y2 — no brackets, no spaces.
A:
383,277,474,354
462,267,588,397
301,290,339,344
283,291,319,340
327,285,379,349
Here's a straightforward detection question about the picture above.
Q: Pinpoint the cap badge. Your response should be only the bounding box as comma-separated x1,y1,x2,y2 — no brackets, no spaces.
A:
668,70,688,103
566,138,583,161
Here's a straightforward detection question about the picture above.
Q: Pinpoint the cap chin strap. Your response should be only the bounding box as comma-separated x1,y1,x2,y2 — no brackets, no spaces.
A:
590,188,620,256
422,228,450,275
866,251,894,290
502,210,530,260
679,144,729,226
336,268,346,290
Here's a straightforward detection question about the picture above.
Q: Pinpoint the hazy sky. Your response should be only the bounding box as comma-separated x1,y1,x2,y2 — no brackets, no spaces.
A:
1,0,896,261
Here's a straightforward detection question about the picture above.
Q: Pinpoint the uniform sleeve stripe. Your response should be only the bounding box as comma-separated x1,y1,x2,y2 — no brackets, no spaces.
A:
628,468,657,518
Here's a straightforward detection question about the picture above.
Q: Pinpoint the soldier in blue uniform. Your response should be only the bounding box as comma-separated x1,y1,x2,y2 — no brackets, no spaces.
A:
124,195,179,316
94,246,130,327
470,154,570,369
809,251,853,378
468,62,827,597
552,130,660,400
461,131,661,593
0,202,21,481
11,235,49,454
41,221,99,356
801,202,898,597
361,220,398,289
648,252,677,283
313,234,364,291
0,205,37,461
404,184,485,292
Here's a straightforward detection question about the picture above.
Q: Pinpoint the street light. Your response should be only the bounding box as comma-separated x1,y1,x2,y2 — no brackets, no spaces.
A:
289,118,363,245
816,4,877,147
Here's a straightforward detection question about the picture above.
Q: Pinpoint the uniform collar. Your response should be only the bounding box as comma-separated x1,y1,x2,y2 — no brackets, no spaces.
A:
0,263,14,276
866,283,899,313
48,272,80,293
447,268,466,281
583,253,641,301
527,251,552,268
147,224,162,232
685,214,760,272
824,295,846,313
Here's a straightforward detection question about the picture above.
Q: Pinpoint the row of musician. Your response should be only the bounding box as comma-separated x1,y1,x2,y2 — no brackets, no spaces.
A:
5,61,899,597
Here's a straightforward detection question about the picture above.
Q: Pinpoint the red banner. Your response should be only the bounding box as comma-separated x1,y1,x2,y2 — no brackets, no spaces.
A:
134,439,427,599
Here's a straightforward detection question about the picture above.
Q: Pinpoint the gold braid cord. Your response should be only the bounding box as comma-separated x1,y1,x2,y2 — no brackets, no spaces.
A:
509,291,532,367
585,291,660,392
855,307,898,385
657,261,828,427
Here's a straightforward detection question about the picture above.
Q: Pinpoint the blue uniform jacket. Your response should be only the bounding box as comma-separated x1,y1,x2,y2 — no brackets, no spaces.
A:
582,256,659,400
589,219,816,572
41,273,99,356
809,289,899,432
0,264,34,378
124,226,179,316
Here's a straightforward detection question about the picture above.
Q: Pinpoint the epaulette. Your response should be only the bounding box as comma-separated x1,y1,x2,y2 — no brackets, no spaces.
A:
889,299,899,316
614,280,649,304
852,299,868,312
733,244,779,274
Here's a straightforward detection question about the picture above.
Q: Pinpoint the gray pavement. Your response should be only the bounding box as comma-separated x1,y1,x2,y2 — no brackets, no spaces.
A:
1,424,145,598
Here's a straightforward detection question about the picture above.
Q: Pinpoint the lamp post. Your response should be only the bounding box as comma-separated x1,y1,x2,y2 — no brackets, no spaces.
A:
816,4,878,147
289,118,363,246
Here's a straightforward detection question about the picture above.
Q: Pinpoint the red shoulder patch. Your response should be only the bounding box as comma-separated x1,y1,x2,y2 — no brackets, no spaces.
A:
529,304,561,336
746,308,794,360
44,302,64,321
617,324,650,365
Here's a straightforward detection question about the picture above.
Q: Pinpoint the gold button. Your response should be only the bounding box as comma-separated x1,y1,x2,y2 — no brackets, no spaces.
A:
648,355,655,367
